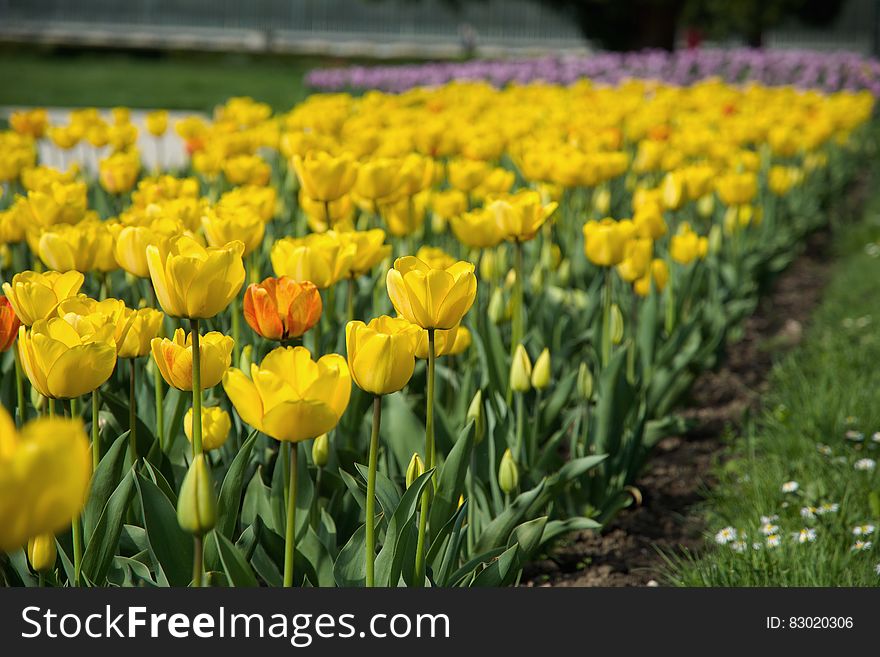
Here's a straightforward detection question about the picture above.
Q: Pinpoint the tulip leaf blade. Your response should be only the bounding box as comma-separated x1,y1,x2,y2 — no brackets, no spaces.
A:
134,472,193,587
354,461,401,527
428,419,474,543
213,530,259,587
82,470,135,586
83,431,130,543
217,430,258,539
333,522,367,587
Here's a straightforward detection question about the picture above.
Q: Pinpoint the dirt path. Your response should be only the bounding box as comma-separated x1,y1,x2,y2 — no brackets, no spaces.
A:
522,229,834,587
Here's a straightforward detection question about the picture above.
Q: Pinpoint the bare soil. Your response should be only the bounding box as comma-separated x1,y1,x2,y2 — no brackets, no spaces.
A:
522,230,834,587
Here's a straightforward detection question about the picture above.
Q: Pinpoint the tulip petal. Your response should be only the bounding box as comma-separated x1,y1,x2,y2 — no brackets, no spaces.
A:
222,368,264,433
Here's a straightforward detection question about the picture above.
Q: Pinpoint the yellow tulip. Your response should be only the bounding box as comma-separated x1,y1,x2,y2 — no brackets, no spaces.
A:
415,323,471,359
632,201,667,239
36,220,116,273
117,307,164,358
670,223,709,265
415,245,456,271
582,218,637,267
386,255,477,330
271,232,356,289
354,158,404,203
111,220,179,279
2,270,84,326
299,191,355,233
490,190,557,242
397,153,435,196
0,405,91,552
382,191,428,237
99,150,141,195
219,185,277,223
634,259,669,297
531,348,551,390
450,208,504,249
510,343,532,392
431,189,467,220
340,229,391,277
292,151,358,202
448,158,490,192
716,172,757,206
184,406,231,451
145,110,168,136
222,346,351,443
616,238,653,282
151,328,233,391
201,205,265,257
346,316,420,395
17,316,117,399
27,534,57,572
26,181,88,227
146,235,245,319
223,154,270,187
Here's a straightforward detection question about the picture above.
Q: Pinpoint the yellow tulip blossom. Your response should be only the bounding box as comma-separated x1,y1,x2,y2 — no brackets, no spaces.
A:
2,270,84,326
582,218,637,267
150,328,233,391
17,315,117,399
291,151,358,202
299,191,355,233
354,157,405,203
414,323,471,359
489,190,558,243
145,110,168,136
184,406,231,451
634,259,669,297
431,189,468,221
37,219,118,273
397,153,435,196
415,245,457,271
382,191,429,237
386,256,477,331
26,181,88,227
222,346,351,443
670,223,709,265
616,238,653,282
271,232,356,289
0,405,91,552
201,205,265,257
146,235,245,319
111,219,181,279
345,315,420,395
450,208,504,249
99,150,141,195
339,229,391,277
448,158,491,193
116,307,164,358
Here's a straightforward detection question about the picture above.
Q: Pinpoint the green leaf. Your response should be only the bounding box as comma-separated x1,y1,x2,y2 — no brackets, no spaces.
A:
134,473,193,587
81,471,135,585
83,432,129,542
355,462,401,530
213,531,258,587
469,544,520,587
379,392,426,473
333,523,367,587
217,431,258,538
474,479,546,554
429,420,474,542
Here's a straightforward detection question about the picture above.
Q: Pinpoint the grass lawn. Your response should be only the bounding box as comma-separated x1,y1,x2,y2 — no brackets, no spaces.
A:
667,172,880,586
0,47,330,111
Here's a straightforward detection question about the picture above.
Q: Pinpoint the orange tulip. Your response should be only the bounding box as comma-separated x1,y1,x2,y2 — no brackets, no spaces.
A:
243,276,322,341
0,297,21,351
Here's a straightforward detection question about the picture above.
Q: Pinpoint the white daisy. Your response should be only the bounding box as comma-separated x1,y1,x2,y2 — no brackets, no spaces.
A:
845,430,865,442
872,432,880,444
853,524,876,536
760,515,779,524
854,458,876,471
817,503,839,515
874,563,880,575
793,528,817,544
816,443,832,456
766,534,781,548
760,522,780,536
781,481,799,493
730,541,747,553
851,540,873,552
715,527,737,545
800,506,817,519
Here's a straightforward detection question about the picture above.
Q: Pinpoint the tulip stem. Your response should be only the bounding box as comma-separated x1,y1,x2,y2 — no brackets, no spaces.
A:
414,328,436,587
192,535,203,588
347,277,356,324
48,398,55,418
231,294,241,365
511,241,524,358
13,347,25,426
365,395,382,587
283,442,299,587
190,319,203,457
92,390,101,470
129,361,137,463
601,268,613,368
69,397,83,586
154,364,164,452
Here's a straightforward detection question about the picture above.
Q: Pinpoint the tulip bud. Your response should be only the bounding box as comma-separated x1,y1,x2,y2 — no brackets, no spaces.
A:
30,386,45,413
708,224,723,255
406,452,425,489
696,194,715,218
556,258,571,286
504,268,516,289
239,344,253,374
510,344,532,392
610,304,624,345
592,187,611,215
431,212,447,234
312,433,330,468
488,287,507,324
498,448,519,494
458,494,465,510
531,348,551,390
467,389,485,444
177,455,216,536
27,534,56,572
529,265,544,293
480,249,497,282
577,362,594,400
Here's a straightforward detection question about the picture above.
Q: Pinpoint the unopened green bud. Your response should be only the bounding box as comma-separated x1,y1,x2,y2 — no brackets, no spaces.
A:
531,348,551,390
239,344,254,375
498,448,519,494
577,362,594,400
708,224,723,255
697,194,715,218
488,287,507,324
510,344,532,393
529,265,544,293
467,389,485,444
610,304,624,345
557,258,571,286
312,433,330,468
406,452,425,489
177,454,216,536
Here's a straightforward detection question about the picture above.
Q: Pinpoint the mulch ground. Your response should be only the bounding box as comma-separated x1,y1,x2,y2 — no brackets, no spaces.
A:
522,230,835,587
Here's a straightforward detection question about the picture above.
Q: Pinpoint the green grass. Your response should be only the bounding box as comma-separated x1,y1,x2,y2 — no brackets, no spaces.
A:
666,179,880,586
0,47,331,112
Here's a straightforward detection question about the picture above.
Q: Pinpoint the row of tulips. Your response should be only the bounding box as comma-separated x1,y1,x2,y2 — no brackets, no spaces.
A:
0,78,874,587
